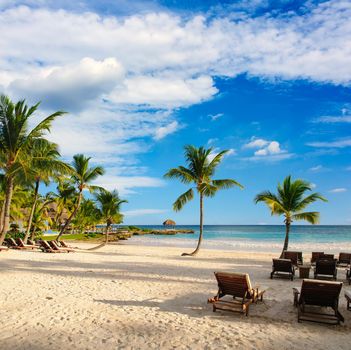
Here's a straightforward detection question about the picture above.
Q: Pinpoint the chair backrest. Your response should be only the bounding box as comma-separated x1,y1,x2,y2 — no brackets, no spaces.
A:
48,240,60,250
321,253,334,260
299,279,342,307
282,251,299,265
311,252,324,263
16,238,26,247
60,240,68,248
8,238,18,247
40,240,52,251
272,258,293,272
338,252,351,265
214,272,252,299
315,259,337,275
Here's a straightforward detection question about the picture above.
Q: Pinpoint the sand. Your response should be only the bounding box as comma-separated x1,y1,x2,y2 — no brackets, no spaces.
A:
0,242,351,350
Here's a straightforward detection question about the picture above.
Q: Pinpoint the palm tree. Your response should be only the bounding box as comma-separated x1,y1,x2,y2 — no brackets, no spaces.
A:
73,199,100,233
55,154,104,240
255,175,327,257
95,189,127,245
23,139,72,243
164,145,243,256
0,94,65,244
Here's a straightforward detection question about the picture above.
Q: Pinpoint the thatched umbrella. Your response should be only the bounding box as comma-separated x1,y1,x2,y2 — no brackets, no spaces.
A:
163,219,176,228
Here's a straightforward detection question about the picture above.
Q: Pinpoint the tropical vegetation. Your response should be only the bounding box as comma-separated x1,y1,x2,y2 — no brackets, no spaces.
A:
164,145,243,256
255,175,327,256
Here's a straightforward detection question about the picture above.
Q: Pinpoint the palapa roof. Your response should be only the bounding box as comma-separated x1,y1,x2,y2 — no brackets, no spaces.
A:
163,219,176,226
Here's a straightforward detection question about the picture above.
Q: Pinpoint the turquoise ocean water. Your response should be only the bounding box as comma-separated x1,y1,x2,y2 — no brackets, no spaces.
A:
129,225,351,252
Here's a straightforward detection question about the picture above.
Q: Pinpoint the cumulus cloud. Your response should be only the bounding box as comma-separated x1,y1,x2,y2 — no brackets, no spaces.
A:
209,113,223,121
244,138,286,156
9,57,124,111
309,165,324,172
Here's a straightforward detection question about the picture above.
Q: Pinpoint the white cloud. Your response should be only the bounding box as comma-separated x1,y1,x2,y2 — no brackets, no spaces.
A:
310,183,317,189
153,121,181,140
93,174,166,195
111,75,217,108
329,188,347,193
309,165,323,172
207,138,218,145
307,138,351,148
242,153,294,162
9,57,124,111
208,147,236,162
122,209,168,217
314,115,351,123
209,113,223,121
244,138,286,157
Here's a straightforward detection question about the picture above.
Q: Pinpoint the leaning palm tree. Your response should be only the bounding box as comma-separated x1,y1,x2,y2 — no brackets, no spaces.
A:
0,95,65,244
95,189,127,245
23,139,72,243
255,175,327,257
55,154,104,240
164,145,243,256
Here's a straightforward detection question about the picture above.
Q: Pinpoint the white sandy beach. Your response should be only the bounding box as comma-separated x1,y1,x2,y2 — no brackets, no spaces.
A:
1,242,351,350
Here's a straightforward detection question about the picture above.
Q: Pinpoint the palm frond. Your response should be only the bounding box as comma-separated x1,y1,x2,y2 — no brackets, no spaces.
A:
212,179,243,190
292,211,320,224
173,188,194,211
164,167,195,184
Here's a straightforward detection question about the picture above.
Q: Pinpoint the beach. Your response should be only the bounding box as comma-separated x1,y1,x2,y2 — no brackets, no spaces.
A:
1,241,351,350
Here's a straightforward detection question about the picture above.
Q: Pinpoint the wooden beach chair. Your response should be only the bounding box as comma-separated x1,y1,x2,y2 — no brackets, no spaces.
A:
337,252,351,267
39,240,63,253
48,240,74,252
293,279,344,324
270,258,295,280
282,251,303,266
314,259,337,280
311,252,324,265
16,238,37,250
5,238,23,249
59,240,74,250
208,272,265,316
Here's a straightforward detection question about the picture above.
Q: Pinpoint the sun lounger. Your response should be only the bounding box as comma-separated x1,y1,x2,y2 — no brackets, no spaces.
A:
282,251,303,266
5,238,24,249
314,259,337,280
345,290,351,310
48,240,74,252
293,279,344,324
16,238,37,250
27,239,38,246
208,272,265,316
346,269,350,285
39,240,63,253
337,252,351,267
271,258,295,280
311,252,324,265
59,240,74,250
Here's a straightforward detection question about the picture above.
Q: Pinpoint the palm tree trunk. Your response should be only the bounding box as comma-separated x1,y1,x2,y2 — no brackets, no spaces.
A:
182,193,203,256
0,200,5,233
23,179,40,244
0,176,14,245
280,221,291,258
105,223,110,244
56,191,82,241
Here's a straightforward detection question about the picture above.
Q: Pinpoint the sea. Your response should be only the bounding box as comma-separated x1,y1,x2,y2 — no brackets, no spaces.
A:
127,225,351,253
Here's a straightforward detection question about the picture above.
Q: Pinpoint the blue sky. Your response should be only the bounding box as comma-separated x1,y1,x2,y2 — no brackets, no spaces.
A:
1,0,350,224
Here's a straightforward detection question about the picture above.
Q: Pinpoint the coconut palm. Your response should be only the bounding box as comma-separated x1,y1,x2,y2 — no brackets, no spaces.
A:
164,145,243,256
55,154,104,240
95,189,127,245
255,175,327,256
0,94,65,243
72,199,100,233
23,139,72,243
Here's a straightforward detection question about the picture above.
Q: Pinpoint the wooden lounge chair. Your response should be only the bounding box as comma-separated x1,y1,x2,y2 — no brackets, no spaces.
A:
337,252,351,267
5,238,23,249
293,279,344,324
282,251,303,266
314,259,337,280
346,269,350,285
27,239,38,246
39,240,63,253
271,258,295,280
311,252,324,265
48,240,74,252
208,272,265,316
59,240,74,250
16,238,37,250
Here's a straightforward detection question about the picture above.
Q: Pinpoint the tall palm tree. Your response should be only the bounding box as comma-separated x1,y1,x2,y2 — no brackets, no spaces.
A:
255,175,327,257
164,145,243,256
55,154,104,240
72,199,100,233
23,139,72,243
0,94,65,244
95,189,127,245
